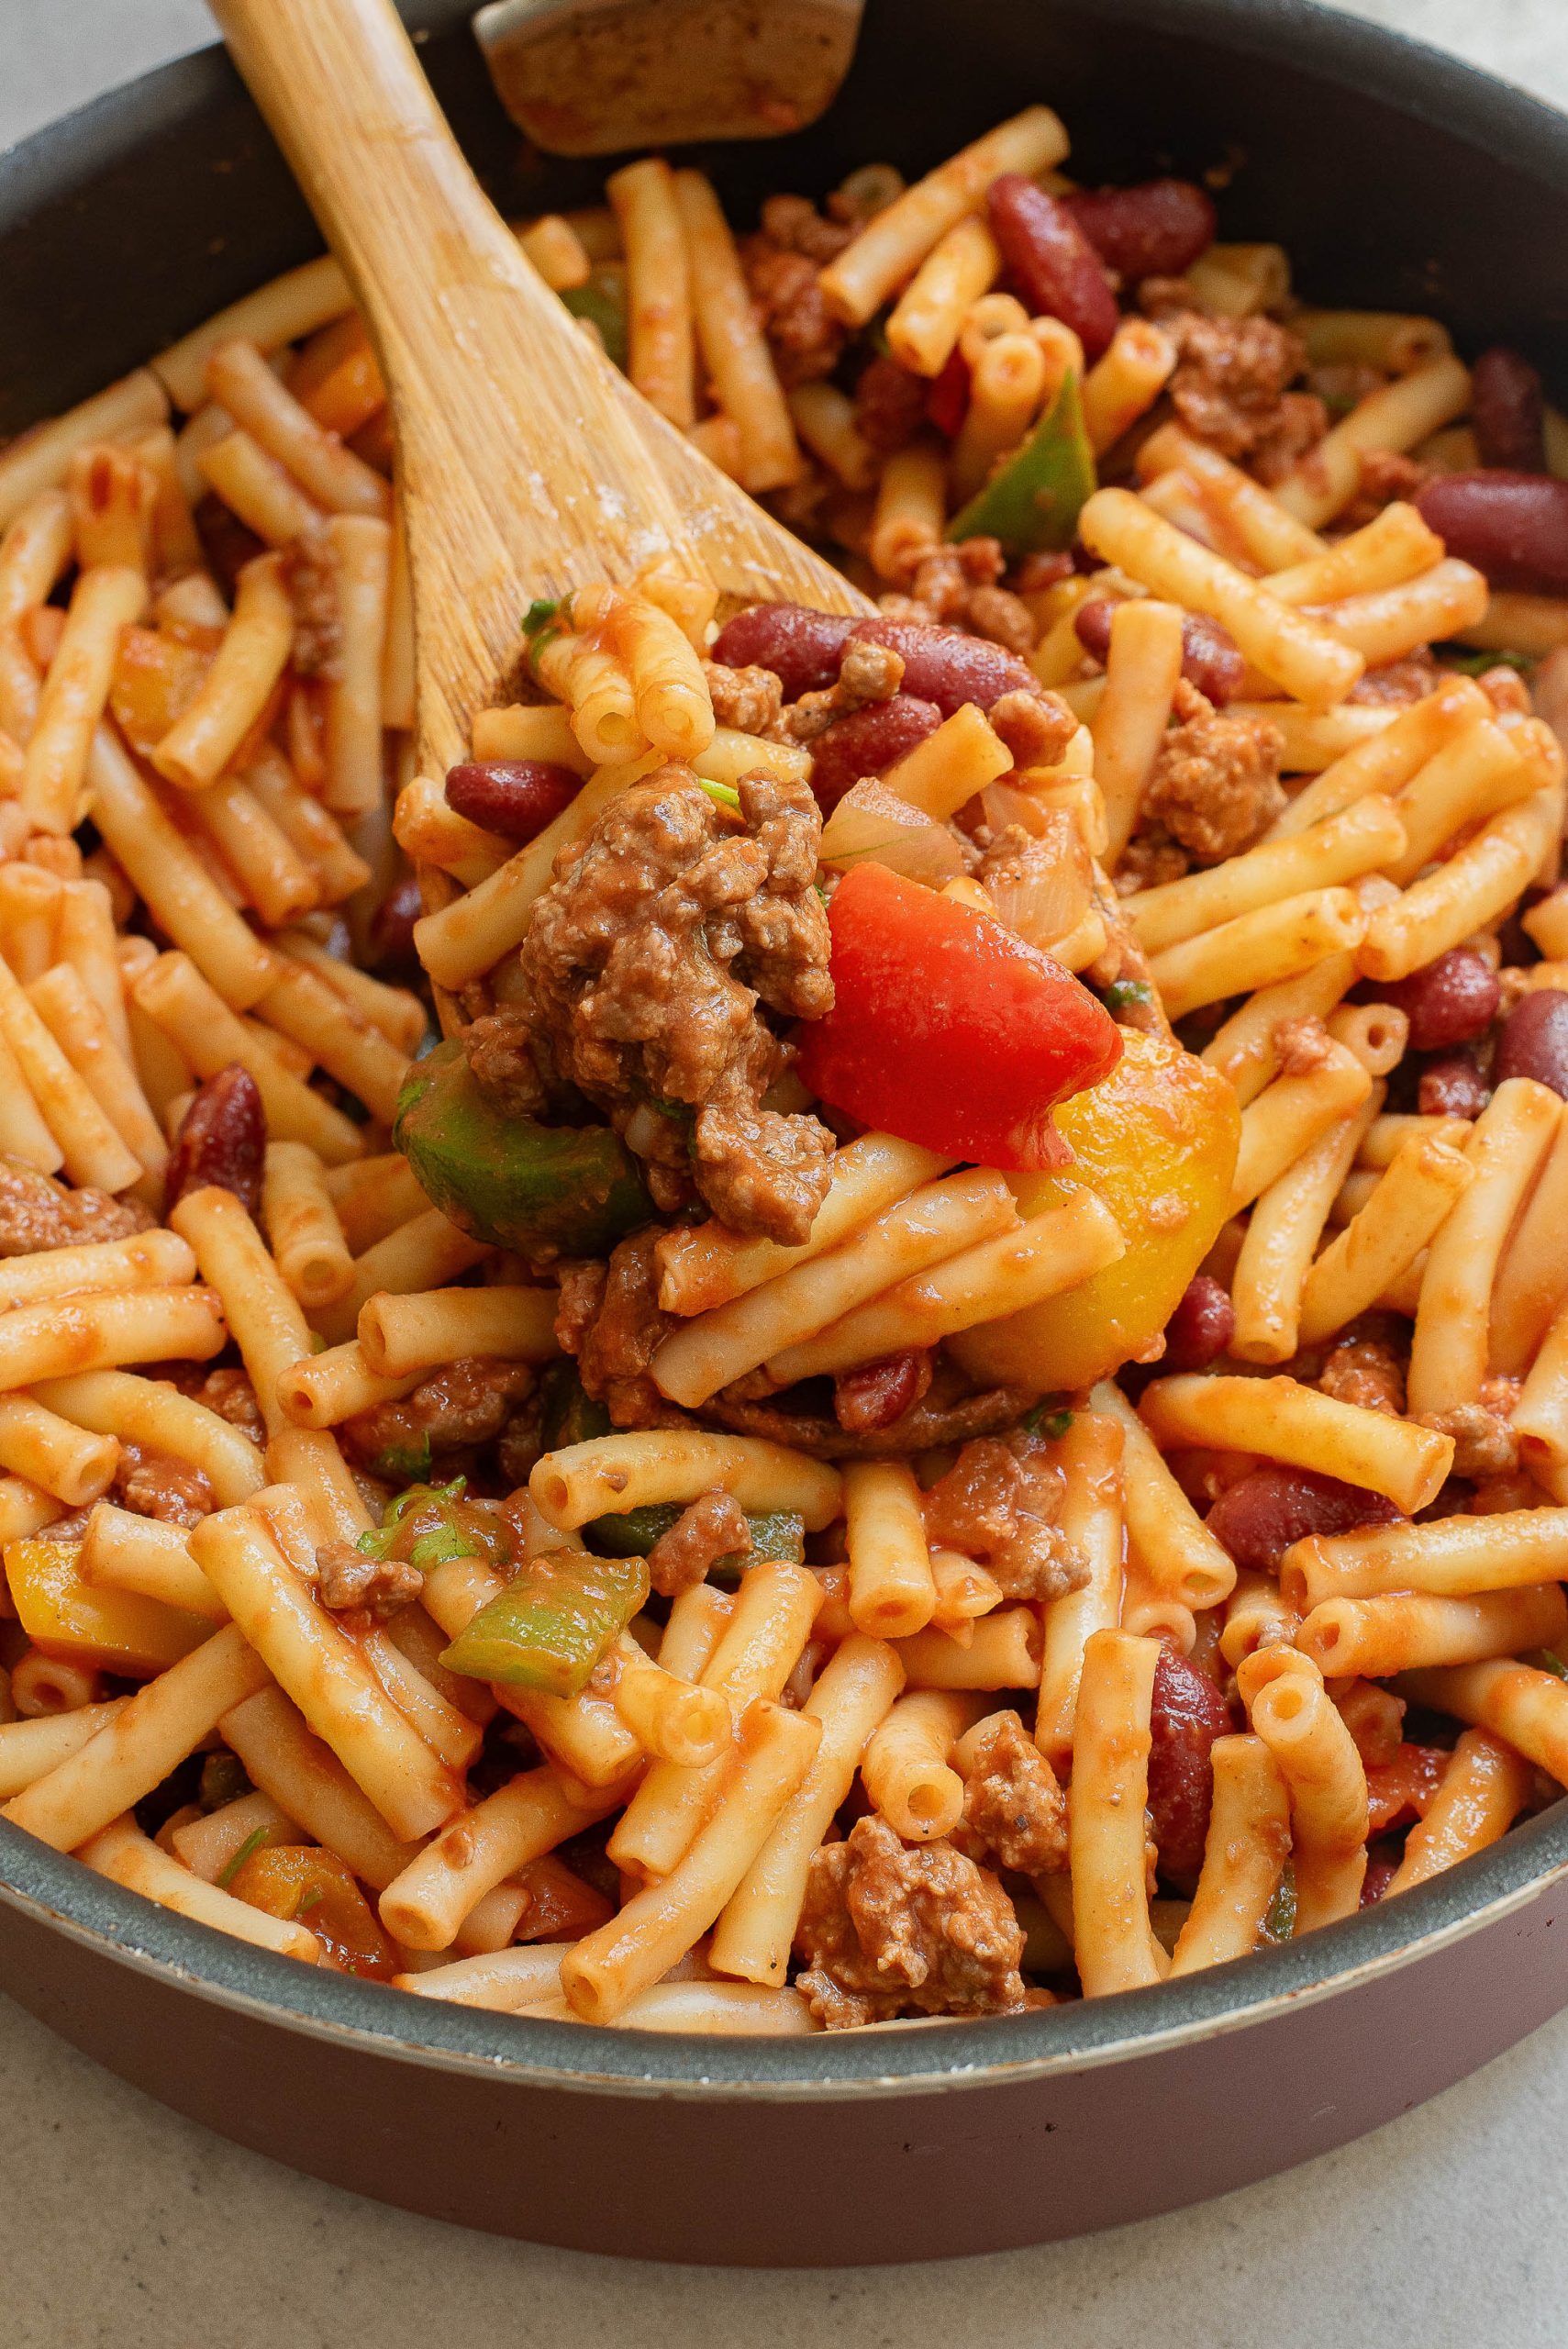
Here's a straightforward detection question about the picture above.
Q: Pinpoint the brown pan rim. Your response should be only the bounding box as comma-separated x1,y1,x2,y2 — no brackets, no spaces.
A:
2,1799,1564,2099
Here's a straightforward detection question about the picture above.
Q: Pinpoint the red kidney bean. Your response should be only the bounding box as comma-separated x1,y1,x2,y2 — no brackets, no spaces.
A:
1062,177,1218,282
1360,1854,1399,1907
1147,1642,1233,1888
1494,987,1568,1097
807,695,943,815
984,174,1120,362
1415,471,1568,596
367,874,423,978
925,346,971,438
1378,947,1500,1052
193,493,266,600
847,616,1039,716
1074,598,1243,706
833,1349,933,1434
711,604,853,698
1162,1275,1236,1372
445,759,581,842
854,352,929,452
1416,1056,1490,1118
1470,346,1547,473
1206,1466,1403,1575
165,1064,265,1220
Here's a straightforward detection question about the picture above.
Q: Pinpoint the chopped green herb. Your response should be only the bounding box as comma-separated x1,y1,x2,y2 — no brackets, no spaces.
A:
561,277,628,372
1440,647,1533,676
1105,979,1153,1013
1524,1646,1568,1682
521,595,567,674
1023,1397,1073,1439
198,1751,250,1812
373,1434,433,1486
695,774,742,812
295,1885,324,1918
357,1478,485,1574
1262,1865,1296,1944
217,1825,270,1889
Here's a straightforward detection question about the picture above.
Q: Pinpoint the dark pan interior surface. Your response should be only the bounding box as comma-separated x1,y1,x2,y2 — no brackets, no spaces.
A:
2,0,1568,2258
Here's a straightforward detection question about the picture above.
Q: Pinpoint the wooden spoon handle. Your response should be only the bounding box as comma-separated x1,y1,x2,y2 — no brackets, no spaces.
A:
208,0,562,373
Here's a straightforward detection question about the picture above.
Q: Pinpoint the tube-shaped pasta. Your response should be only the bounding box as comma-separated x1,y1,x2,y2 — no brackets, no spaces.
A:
150,553,294,791
88,726,279,1009
378,1765,617,1952
1297,1584,1568,1677
1283,1508,1568,1611
1386,1730,1536,1895
314,1208,495,1349
1399,1660,1568,1791
192,1497,461,1841
843,1461,937,1641
708,1633,904,1987
606,158,695,429
79,1504,226,1621
2,1622,268,1853
1362,786,1564,983
36,1368,264,1506
1230,1086,1380,1364
1090,598,1184,864
26,963,168,1182
1238,1649,1368,1930
1168,1735,1292,1976
1151,887,1366,1025
1228,1039,1373,1215
652,1169,1018,1408
318,515,392,815
1139,1374,1452,1514
885,215,1000,376
1408,1078,1561,1419
673,170,800,492
1266,674,1490,841
763,1192,1124,1386
608,1636,732,1770
1272,354,1472,529
261,1141,354,1310
1488,1109,1568,1376
1078,489,1364,706
80,1813,322,1963
530,1431,840,1534
564,1699,821,2023
205,339,390,518
861,1689,984,1840
1298,1127,1473,1346
1090,1383,1234,1610
1070,1630,1166,1996
607,1562,824,1880
1267,501,1445,607
1082,319,1176,456
1036,1411,1126,1756
0,1396,117,1508
133,951,363,1167
1128,795,1406,958
24,564,148,834
869,442,948,584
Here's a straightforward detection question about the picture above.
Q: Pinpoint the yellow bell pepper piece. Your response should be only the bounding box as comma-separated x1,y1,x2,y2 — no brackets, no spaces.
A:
6,1536,212,1675
949,1029,1240,1394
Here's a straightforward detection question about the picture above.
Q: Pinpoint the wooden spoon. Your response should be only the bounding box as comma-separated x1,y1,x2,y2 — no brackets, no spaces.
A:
208,0,873,774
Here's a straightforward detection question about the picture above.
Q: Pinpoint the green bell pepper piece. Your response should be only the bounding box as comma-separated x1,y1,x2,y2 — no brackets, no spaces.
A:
946,368,1096,555
440,1549,651,1698
394,1041,651,1262
538,1362,613,1453
1262,1864,1296,1945
561,273,628,373
584,1503,805,1586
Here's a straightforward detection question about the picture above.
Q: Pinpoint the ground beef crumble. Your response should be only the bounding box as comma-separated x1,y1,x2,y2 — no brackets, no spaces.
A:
114,1445,215,1528
278,529,341,675
795,1813,1027,2027
1141,678,1285,863
1273,1016,1333,1078
515,763,835,1244
952,1710,1069,1876
314,1540,422,1619
561,1228,685,1431
645,1489,752,1595
1140,292,1324,480
921,1429,1088,1603
340,1357,537,1472
1418,1392,1521,1479
0,1161,153,1254
740,195,851,387
1319,1335,1407,1418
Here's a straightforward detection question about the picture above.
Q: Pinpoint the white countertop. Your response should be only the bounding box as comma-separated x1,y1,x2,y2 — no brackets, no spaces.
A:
3,2,1568,2335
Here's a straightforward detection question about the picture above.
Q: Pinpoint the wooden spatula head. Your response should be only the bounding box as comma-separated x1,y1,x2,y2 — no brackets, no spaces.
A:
209,0,873,774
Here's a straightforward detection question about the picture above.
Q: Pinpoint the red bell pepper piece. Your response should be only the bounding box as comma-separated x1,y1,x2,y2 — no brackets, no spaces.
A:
796,863,1123,1168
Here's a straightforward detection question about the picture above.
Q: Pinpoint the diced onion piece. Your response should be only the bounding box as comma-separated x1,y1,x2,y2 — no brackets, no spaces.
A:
818,779,967,883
